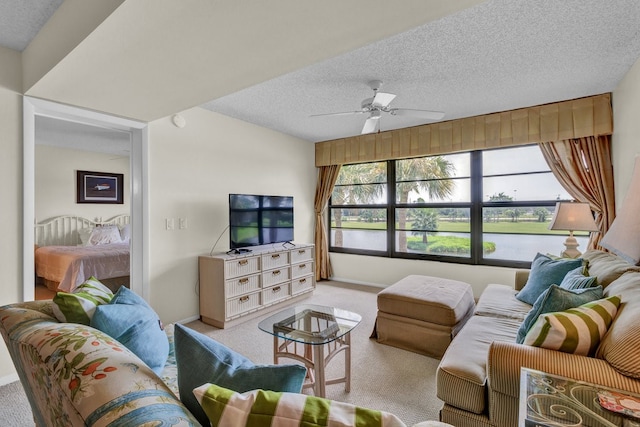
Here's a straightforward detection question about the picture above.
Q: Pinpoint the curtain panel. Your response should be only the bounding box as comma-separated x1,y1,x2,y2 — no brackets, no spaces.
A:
315,93,612,167
539,136,615,250
314,165,341,280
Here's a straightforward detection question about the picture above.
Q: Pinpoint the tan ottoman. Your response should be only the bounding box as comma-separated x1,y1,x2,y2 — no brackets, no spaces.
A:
371,275,475,358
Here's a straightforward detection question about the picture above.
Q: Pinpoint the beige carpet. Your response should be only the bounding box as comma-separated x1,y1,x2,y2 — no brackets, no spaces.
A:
0,281,443,426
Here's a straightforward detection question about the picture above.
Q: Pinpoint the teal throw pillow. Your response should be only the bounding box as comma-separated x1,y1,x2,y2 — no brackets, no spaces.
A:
559,267,598,290
516,253,584,305
516,284,603,343
174,324,307,427
91,287,169,375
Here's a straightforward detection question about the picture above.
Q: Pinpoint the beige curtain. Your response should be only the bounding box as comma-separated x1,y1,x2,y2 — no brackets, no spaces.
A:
314,165,341,280
539,135,615,249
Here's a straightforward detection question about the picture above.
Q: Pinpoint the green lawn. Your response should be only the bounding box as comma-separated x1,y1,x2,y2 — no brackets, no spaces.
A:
333,219,588,235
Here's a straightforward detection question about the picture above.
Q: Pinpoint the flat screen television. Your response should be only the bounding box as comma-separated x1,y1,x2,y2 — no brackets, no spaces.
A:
229,194,294,249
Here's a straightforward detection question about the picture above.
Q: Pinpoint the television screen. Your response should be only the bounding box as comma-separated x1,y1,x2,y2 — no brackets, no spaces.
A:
229,194,294,249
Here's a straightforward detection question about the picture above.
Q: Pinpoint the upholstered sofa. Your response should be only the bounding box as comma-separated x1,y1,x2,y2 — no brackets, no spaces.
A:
436,250,640,427
1,299,443,427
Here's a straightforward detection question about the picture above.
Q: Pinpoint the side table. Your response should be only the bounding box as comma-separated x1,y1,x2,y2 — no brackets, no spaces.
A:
519,368,640,427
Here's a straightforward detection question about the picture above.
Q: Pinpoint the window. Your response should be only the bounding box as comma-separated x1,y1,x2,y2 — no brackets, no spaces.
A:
329,145,588,267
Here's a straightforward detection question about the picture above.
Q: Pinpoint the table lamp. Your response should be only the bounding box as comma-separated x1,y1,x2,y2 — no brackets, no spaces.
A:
548,202,598,258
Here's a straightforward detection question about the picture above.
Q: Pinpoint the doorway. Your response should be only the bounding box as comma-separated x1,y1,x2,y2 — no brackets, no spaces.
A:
23,97,149,301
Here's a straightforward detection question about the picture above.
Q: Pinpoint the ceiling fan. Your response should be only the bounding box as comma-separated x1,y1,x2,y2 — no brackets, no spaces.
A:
311,80,445,134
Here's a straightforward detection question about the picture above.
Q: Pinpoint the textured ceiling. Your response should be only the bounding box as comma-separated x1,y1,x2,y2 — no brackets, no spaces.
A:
202,0,640,142
3,0,640,146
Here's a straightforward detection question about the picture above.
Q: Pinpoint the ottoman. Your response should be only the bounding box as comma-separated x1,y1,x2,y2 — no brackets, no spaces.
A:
371,275,475,358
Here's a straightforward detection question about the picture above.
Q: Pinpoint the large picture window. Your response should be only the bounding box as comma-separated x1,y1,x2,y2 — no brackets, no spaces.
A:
329,145,589,267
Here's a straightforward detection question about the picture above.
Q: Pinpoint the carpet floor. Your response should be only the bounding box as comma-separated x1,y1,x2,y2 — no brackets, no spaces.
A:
0,280,443,426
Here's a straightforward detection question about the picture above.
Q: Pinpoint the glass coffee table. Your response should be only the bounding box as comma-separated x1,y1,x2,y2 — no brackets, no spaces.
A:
258,304,361,397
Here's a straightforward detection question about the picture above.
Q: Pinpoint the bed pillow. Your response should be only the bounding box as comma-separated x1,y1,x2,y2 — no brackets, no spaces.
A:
87,225,122,246
516,284,603,343
119,224,131,244
78,228,93,246
174,324,307,427
516,253,584,305
559,266,598,290
523,295,621,356
91,286,169,375
51,276,114,324
193,383,407,427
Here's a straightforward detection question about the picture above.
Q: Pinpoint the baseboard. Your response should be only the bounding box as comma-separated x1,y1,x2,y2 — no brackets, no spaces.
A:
0,373,19,387
175,315,200,325
325,276,386,290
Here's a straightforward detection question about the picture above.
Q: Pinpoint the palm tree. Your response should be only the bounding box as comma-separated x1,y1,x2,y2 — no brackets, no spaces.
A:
396,157,455,251
411,208,439,243
332,163,386,246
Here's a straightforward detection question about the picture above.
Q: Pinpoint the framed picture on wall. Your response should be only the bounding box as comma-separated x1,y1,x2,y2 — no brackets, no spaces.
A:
76,170,124,204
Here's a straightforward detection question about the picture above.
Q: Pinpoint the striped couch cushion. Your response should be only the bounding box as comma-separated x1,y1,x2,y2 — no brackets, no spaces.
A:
523,295,621,356
193,383,407,427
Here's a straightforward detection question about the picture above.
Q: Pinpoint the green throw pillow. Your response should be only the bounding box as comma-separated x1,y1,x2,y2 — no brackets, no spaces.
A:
559,267,598,290
193,383,408,427
51,276,114,325
516,253,584,305
523,295,621,356
516,284,603,343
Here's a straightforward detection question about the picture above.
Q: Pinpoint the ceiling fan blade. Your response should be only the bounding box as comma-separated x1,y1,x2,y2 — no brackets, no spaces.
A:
372,92,396,108
390,108,445,120
361,115,380,134
310,110,366,118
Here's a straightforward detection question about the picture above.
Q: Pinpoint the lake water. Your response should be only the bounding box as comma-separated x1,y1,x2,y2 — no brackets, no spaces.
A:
331,229,589,262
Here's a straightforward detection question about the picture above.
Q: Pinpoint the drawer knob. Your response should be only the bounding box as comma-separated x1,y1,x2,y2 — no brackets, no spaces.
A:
239,295,250,303
238,259,248,266
299,278,306,284
272,286,281,293
298,264,306,269
271,254,280,259
272,270,281,276
238,278,249,285
298,250,306,254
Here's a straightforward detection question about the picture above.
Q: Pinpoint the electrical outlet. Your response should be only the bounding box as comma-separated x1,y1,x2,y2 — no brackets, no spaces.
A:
179,218,187,229
166,218,175,230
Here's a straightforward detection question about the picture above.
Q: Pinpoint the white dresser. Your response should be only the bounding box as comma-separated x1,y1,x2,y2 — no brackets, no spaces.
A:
198,243,315,328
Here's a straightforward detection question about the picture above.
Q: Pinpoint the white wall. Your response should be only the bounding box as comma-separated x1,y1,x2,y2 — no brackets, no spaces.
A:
35,145,130,223
147,108,316,324
0,47,23,384
612,57,640,208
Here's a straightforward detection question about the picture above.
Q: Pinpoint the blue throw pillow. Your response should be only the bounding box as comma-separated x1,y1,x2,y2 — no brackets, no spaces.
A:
516,284,603,343
516,253,584,305
174,324,307,427
91,287,169,375
559,267,598,290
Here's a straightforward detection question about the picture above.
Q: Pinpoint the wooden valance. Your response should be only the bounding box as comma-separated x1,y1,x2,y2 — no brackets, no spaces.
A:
315,93,613,167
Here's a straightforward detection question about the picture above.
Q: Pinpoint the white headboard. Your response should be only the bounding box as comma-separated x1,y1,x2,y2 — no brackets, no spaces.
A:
35,214,130,247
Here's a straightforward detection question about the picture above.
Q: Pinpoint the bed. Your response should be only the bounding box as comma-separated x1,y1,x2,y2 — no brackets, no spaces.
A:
34,214,131,293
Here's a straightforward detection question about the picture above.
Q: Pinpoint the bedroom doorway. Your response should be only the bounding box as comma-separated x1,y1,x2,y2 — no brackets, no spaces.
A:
23,97,149,302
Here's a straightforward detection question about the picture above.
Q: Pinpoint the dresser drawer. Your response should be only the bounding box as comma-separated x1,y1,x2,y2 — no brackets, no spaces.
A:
224,256,260,279
262,283,290,305
291,275,314,295
261,251,290,270
226,291,260,318
290,246,313,264
262,267,290,287
291,261,313,279
225,274,260,298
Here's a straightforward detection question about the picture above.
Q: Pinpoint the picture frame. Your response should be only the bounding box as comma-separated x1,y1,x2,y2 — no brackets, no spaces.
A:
76,170,124,204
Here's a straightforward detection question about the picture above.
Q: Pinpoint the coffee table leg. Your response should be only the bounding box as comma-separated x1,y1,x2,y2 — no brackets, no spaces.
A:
313,344,326,397
345,332,351,392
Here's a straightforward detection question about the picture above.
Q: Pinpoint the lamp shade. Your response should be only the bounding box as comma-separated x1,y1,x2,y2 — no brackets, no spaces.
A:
548,202,598,232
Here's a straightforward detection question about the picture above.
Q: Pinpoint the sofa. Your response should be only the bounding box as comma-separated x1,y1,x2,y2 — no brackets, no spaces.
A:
1,298,444,427
436,249,640,427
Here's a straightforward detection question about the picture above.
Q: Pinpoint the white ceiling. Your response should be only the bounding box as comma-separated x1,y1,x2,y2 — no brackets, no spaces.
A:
3,0,640,145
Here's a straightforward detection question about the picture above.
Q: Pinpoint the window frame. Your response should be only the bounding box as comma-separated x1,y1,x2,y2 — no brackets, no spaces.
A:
328,145,568,269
